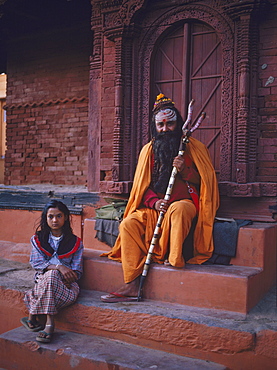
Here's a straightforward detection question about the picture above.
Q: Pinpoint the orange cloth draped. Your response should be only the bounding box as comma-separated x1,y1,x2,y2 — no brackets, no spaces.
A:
101,137,219,280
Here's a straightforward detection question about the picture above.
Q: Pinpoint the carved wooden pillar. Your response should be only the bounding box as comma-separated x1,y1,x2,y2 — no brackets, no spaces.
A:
225,1,264,185
88,1,102,191
112,34,125,182
118,26,141,181
105,27,138,184
248,19,259,182
236,13,252,183
122,33,134,180
99,0,146,191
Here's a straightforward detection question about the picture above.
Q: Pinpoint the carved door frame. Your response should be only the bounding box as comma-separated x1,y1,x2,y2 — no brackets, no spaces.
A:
135,4,234,183
90,1,272,199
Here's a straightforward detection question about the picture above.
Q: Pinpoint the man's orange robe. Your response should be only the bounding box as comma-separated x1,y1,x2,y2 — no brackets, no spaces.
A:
102,137,219,283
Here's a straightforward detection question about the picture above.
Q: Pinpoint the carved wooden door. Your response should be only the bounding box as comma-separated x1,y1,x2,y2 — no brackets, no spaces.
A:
152,22,222,177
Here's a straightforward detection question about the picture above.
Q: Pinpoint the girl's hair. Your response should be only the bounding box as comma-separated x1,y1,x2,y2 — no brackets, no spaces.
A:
36,200,73,237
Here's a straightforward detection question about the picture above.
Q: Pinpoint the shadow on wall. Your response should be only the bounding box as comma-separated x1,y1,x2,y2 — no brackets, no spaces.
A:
0,73,7,183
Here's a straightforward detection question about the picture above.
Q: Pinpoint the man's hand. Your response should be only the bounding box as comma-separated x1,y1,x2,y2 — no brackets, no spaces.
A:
154,199,169,213
173,156,185,172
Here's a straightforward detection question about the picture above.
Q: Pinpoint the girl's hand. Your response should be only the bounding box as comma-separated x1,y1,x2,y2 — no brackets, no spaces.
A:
154,199,169,213
57,265,77,285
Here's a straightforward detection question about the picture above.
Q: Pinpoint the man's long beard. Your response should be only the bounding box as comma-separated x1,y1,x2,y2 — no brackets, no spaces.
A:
152,131,181,194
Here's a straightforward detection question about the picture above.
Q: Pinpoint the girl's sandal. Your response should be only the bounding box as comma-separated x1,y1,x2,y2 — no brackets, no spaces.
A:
20,317,42,332
36,325,54,343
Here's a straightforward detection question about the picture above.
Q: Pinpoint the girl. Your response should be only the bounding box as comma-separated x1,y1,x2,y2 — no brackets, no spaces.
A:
20,200,83,343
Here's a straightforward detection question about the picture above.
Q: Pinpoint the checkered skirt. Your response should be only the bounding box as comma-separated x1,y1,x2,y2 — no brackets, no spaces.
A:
24,269,80,316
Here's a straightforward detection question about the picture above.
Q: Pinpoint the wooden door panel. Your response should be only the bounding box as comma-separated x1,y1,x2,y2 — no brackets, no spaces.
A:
189,23,222,175
152,22,222,176
153,31,184,112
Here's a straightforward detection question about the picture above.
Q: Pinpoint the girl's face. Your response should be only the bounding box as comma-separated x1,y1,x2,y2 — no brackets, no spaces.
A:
46,207,67,236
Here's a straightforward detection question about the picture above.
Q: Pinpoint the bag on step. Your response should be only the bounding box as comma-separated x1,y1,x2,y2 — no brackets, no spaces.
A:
95,198,128,221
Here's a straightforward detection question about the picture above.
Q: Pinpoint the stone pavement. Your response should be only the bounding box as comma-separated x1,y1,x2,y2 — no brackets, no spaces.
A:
0,183,90,194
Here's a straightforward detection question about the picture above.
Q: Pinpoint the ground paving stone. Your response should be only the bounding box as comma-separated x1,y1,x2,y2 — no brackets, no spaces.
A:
0,326,227,370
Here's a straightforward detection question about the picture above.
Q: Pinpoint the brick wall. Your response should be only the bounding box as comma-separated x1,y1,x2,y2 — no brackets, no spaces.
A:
4,25,90,185
5,101,88,184
257,1,277,183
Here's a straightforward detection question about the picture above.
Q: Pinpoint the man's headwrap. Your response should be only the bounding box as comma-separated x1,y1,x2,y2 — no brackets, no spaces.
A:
153,93,176,113
151,93,183,138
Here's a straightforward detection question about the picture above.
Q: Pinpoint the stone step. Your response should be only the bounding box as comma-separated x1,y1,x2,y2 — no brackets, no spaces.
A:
83,218,111,252
53,289,277,370
0,259,276,370
1,287,277,370
231,222,277,268
83,219,277,269
80,249,268,314
0,327,227,370
0,240,31,264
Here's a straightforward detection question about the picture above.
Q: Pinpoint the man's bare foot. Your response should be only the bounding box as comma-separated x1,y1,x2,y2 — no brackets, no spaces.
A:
112,277,139,297
164,259,171,266
100,277,140,302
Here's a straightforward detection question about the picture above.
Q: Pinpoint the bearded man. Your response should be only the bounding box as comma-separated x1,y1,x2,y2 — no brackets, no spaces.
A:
101,94,219,302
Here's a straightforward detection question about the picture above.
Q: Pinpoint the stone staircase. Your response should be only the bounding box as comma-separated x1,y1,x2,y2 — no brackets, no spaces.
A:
82,218,277,314
0,188,276,369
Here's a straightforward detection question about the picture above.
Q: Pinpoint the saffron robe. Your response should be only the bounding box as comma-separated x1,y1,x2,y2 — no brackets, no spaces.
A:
102,137,219,282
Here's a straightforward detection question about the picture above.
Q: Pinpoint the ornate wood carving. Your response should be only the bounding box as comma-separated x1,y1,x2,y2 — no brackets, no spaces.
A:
235,14,252,183
248,18,259,182
99,180,132,193
91,1,102,69
219,182,277,198
88,0,103,191
223,0,267,191
102,0,147,30
112,36,124,182
102,4,143,184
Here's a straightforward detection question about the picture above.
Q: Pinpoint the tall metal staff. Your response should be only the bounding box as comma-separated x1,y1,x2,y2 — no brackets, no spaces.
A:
137,99,206,301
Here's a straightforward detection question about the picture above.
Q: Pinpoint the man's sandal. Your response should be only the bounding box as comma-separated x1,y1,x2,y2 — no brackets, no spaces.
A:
20,317,42,332
101,292,138,303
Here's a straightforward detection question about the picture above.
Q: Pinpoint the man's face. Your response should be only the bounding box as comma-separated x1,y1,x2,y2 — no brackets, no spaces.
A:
155,119,177,133
155,109,177,133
